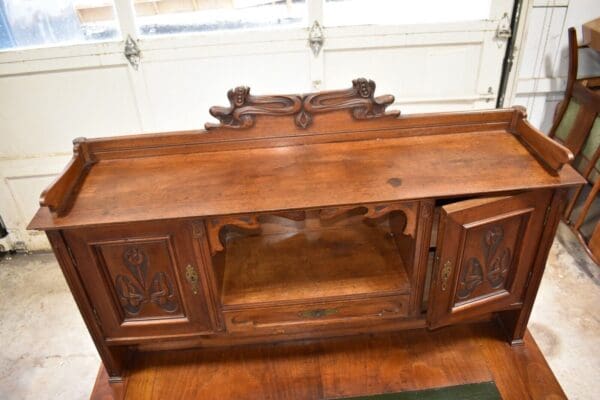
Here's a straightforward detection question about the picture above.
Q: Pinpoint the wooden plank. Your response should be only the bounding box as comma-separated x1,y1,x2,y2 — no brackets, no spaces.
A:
479,328,566,400
90,321,566,400
29,131,584,230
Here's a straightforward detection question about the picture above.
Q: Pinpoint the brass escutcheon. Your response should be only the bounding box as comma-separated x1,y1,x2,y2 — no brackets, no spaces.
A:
185,264,199,295
441,260,452,291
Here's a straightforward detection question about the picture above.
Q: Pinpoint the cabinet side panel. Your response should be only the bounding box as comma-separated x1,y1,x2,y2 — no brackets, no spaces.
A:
45,230,128,381
498,188,568,345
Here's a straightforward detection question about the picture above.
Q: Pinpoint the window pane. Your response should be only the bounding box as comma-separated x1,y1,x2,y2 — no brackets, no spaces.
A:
0,0,120,50
324,0,492,27
134,0,307,37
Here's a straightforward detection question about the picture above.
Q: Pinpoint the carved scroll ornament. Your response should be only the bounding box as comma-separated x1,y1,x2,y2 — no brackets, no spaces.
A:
205,78,399,130
319,202,418,238
206,211,307,255
206,203,416,256
115,247,178,316
207,215,261,256
456,225,513,300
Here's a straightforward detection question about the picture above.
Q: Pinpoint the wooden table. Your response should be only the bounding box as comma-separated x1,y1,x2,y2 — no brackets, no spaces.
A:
91,321,566,400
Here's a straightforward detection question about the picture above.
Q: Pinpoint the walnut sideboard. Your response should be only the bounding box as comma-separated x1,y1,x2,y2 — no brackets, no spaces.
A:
29,79,584,384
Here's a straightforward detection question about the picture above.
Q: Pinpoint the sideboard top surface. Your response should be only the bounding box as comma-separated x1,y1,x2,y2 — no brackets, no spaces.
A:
29,80,584,230
29,127,582,230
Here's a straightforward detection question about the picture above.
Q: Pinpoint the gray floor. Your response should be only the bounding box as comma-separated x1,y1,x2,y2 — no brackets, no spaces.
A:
0,223,598,400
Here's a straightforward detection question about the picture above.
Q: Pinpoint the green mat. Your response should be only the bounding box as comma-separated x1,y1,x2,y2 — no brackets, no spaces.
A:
334,382,501,400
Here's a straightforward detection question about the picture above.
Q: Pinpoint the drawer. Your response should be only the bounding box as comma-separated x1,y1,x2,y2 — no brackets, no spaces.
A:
223,295,410,334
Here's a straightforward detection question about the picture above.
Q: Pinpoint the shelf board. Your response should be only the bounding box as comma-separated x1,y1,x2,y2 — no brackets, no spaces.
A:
221,225,410,306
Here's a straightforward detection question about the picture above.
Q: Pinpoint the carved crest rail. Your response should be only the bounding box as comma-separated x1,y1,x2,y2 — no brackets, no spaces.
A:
205,78,400,130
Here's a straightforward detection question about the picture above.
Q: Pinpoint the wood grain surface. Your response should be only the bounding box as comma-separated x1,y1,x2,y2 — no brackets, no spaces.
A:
30,130,582,229
90,321,565,400
221,223,410,305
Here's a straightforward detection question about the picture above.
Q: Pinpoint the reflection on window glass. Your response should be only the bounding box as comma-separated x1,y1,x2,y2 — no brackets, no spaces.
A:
324,0,492,27
134,0,307,36
0,0,120,50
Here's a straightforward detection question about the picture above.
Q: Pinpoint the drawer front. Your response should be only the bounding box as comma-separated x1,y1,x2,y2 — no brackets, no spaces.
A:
224,295,410,334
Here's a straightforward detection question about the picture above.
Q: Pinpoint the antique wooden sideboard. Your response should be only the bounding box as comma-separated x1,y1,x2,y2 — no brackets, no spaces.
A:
29,79,584,386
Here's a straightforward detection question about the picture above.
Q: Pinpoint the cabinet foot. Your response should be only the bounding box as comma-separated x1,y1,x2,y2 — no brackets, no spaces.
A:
497,309,527,345
91,364,128,400
99,346,129,384
509,338,525,346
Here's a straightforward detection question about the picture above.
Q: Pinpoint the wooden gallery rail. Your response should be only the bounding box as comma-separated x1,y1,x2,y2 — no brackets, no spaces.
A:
28,79,584,395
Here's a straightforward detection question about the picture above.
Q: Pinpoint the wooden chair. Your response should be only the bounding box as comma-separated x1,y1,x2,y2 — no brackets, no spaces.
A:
550,27,600,264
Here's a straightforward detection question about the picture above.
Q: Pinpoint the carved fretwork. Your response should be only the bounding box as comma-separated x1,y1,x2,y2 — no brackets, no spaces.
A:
319,202,418,237
206,212,307,255
205,78,399,130
318,206,358,221
115,247,178,316
207,203,416,256
457,225,513,300
207,215,261,256
271,210,307,221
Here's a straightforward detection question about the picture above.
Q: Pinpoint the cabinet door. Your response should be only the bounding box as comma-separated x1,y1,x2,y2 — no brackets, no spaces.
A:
427,190,552,329
63,220,218,340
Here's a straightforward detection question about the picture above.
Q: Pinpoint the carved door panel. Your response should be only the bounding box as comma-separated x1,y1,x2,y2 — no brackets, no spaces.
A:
63,220,218,340
427,190,553,329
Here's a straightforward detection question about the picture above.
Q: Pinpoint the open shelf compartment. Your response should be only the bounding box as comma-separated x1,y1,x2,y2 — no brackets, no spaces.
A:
208,203,420,309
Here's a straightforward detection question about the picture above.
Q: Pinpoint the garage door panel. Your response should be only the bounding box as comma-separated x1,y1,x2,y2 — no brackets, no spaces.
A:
324,44,482,100
0,66,140,157
142,51,311,131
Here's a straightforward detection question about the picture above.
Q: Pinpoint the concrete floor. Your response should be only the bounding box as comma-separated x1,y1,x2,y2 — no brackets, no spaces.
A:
0,223,598,400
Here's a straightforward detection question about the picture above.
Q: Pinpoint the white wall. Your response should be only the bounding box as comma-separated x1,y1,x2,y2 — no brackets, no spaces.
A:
510,0,600,132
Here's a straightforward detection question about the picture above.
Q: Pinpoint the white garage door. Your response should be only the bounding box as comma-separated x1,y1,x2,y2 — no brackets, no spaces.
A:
0,0,514,251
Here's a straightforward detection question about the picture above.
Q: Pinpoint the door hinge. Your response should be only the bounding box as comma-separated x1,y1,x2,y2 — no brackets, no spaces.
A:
92,308,102,328
440,260,453,292
66,245,78,268
308,21,324,57
124,35,141,70
431,254,441,285
543,205,552,226
496,12,512,40
524,270,534,290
